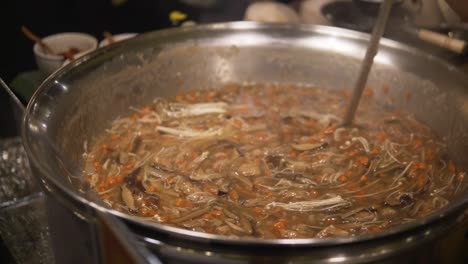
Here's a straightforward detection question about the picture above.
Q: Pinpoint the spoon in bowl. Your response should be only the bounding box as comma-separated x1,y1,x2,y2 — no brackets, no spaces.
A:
21,26,56,55
21,26,80,60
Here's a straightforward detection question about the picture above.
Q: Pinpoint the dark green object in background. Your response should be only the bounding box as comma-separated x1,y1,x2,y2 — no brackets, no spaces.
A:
9,71,47,103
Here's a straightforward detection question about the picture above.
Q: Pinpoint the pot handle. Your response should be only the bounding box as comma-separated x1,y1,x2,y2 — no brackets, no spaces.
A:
417,29,467,54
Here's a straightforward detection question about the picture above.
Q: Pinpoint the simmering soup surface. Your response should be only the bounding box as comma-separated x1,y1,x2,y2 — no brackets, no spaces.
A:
84,84,466,238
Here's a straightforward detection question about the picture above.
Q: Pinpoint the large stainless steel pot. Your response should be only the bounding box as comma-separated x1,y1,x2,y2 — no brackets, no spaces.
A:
22,22,468,263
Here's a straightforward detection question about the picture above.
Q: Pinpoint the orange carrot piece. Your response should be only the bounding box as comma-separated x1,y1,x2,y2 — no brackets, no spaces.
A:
166,176,176,185
363,87,374,97
413,138,423,149
140,106,153,113
125,161,135,171
176,94,184,102
253,207,263,214
273,218,288,230
338,175,349,183
211,210,222,217
107,177,116,185
228,190,239,202
457,172,465,182
377,132,386,141
202,182,219,195
449,161,456,173
307,120,315,127
93,161,102,169
234,119,243,128
356,156,369,166
202,213,212,220
323,125,336,135
175,198,184,207
360,175,368,183
116,175,124,184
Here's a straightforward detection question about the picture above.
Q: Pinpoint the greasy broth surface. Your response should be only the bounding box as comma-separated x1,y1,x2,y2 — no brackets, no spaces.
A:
84,84,466,238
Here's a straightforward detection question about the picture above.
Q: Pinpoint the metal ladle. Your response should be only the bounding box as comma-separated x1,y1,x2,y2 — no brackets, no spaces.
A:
342,0,394,126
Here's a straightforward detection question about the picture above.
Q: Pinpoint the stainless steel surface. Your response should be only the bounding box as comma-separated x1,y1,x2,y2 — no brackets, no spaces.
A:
22,22,468,263
343,0,393,126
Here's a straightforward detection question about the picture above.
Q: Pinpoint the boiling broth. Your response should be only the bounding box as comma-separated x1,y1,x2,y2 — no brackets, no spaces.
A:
84,84,466,238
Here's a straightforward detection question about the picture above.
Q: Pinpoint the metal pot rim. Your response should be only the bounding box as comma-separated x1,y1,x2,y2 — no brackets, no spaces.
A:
22,21,468,247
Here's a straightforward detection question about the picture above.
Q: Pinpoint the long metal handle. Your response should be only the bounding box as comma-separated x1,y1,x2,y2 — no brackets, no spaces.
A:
342,0,394,126
0,78,26,114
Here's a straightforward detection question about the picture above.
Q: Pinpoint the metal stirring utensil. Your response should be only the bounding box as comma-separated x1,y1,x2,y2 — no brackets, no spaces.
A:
342,0,394,126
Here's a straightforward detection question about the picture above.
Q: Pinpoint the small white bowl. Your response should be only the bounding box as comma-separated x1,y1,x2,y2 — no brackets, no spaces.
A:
34,32,98,75
99,33,137,48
